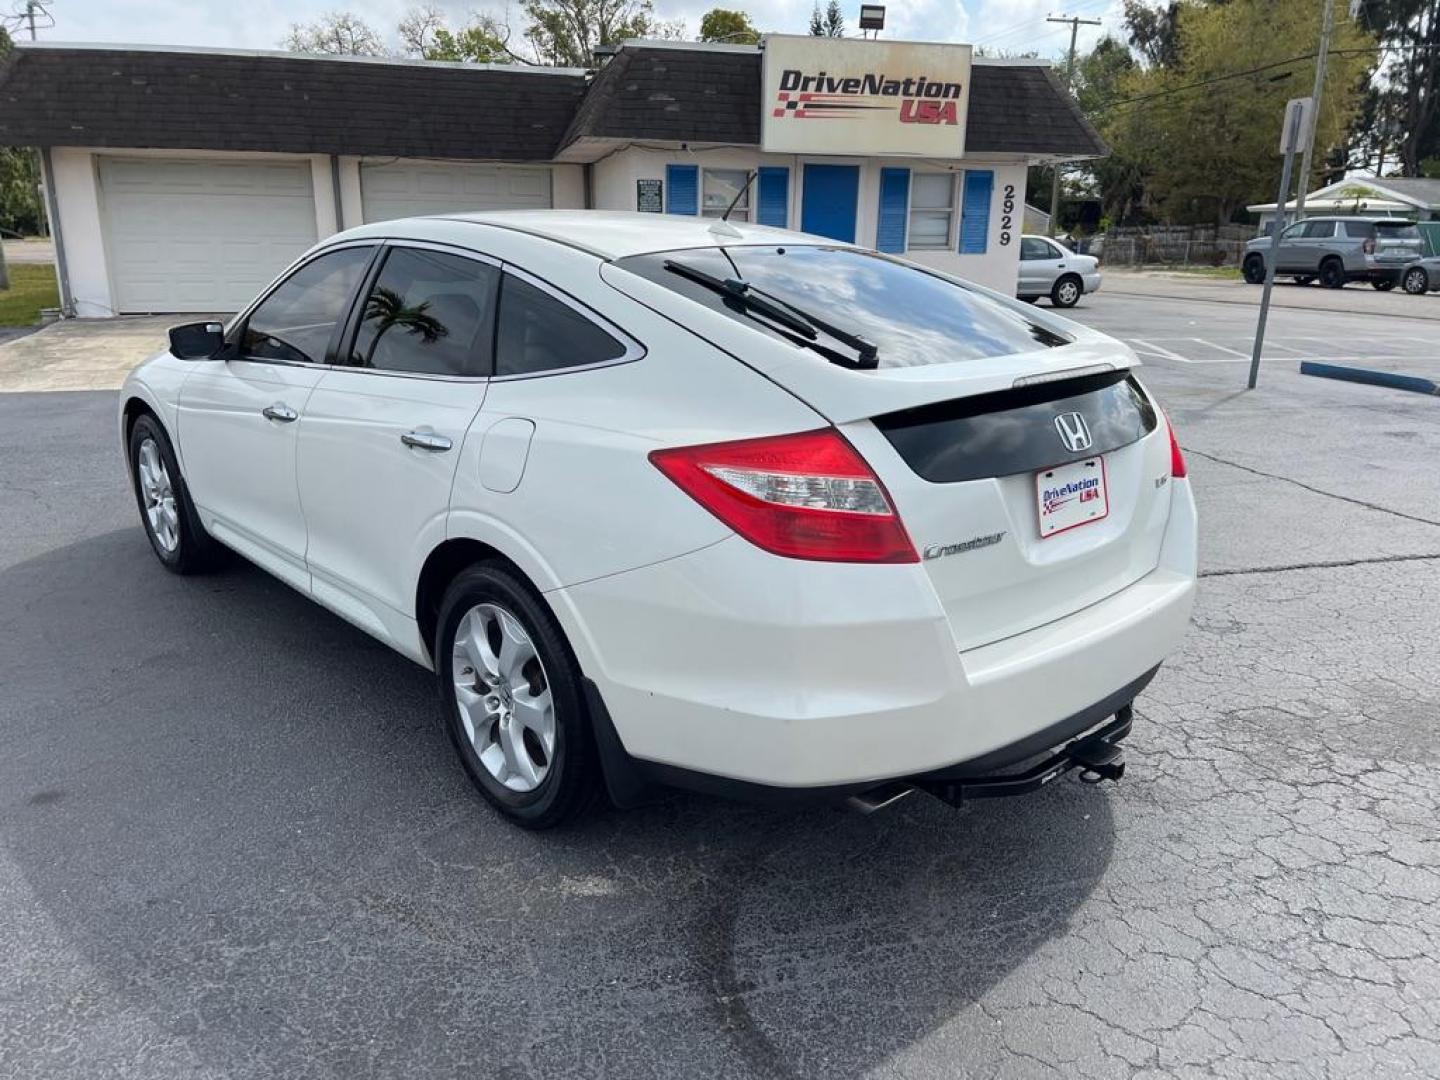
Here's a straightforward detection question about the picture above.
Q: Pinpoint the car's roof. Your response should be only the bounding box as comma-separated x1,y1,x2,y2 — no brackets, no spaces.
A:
1306,215,1418,224
340,210,835,261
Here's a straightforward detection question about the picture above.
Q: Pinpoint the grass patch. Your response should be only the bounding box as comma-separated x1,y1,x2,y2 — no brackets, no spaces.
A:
0,263,60,326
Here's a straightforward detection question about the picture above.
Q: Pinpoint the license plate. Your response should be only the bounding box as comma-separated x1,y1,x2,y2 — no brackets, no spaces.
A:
1036,457,1109,538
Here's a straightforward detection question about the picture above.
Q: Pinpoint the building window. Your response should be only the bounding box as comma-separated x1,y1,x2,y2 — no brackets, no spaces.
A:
702,169,750,221
907,173,955,250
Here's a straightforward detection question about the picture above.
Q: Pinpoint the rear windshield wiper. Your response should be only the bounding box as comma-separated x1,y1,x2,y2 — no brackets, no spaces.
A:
663,259,879,370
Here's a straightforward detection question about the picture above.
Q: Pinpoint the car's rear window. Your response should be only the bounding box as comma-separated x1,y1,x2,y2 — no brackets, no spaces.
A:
614,245,1070,369
1374,222,1422,239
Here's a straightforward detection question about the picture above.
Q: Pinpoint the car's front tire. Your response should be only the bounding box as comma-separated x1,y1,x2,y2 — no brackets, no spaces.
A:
1051,274,1082,308
435,563,601,829
126,413,223,574
1242,254,1265,284
1403,266,1429,295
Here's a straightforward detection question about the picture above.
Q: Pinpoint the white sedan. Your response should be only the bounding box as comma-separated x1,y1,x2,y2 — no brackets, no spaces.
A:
121,211,1195,828
1018,234,1103,307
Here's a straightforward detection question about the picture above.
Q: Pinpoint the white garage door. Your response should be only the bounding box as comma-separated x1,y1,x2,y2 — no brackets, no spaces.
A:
98,158,318,313
360,163,552,223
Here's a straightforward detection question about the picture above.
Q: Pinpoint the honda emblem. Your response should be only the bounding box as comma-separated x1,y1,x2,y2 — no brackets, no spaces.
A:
1053,412,1093,453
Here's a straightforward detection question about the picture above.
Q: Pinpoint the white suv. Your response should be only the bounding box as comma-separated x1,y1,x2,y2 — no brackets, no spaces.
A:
120,211,1197,828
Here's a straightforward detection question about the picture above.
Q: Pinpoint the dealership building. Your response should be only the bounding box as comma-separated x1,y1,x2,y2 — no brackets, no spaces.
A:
0,37,1105,317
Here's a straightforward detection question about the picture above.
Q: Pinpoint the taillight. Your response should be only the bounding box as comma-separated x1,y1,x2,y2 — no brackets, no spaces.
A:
1363,237,1376,255
1167,418,1187,478
649,428,919,563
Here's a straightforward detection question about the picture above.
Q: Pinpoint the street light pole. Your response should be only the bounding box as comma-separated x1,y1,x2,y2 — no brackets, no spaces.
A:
1292,0,1336,222
1045,14,1101,238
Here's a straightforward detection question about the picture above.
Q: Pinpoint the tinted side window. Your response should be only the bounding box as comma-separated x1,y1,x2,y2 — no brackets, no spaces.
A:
348,248,499,377
495,275,626,377
1303,221,1335,238
243,247,372,364
1342,222,1376,239
1020,237,1052,260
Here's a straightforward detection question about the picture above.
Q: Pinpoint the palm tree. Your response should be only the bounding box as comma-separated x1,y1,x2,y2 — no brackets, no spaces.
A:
359,286,448,367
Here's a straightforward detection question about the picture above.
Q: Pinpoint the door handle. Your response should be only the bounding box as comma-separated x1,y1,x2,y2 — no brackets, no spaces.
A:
401,429,453,453
262,403,298,423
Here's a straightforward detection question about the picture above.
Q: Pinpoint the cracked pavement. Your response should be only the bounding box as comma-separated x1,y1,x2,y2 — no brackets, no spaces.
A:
1,293,1438,1078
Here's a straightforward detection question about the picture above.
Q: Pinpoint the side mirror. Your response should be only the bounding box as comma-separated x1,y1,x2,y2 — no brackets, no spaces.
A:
168,321,226,360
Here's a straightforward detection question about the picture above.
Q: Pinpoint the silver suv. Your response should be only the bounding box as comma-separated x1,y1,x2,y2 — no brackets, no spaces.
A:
1242,217,1425,290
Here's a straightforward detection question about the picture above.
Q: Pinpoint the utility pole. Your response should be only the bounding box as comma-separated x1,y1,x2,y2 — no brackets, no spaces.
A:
1045,14,1101,239
1291,0,1335,222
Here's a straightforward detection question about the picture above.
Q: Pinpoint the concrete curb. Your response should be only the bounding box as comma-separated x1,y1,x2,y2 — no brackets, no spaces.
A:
1299,360,1440,396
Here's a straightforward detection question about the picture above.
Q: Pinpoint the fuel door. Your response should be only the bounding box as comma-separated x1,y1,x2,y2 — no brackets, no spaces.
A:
478,417,536,494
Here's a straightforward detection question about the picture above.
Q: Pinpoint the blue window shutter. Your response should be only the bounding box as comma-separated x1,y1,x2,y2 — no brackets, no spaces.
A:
876,168,910,253
666,164,698,215
756,167,789,227
959,170,994,254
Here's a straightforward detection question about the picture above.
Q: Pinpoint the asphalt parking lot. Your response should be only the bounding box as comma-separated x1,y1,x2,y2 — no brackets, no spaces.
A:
2,291,1439,1078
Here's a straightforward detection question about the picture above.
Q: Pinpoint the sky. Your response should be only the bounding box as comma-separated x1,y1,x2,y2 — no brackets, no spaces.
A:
16,0,1125,61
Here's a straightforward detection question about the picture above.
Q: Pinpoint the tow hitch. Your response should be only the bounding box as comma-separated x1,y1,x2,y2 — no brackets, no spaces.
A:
917,706,1132,808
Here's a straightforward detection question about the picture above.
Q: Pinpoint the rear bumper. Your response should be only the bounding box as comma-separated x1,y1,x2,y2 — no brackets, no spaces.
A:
1360,256,1409,281
1083,271,1103,294
554,479,1198,790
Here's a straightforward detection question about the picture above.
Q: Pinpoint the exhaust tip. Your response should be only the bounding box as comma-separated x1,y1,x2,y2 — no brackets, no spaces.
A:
846,782,916,814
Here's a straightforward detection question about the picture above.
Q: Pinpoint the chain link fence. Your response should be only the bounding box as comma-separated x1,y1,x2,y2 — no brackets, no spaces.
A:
1090,225,1255,269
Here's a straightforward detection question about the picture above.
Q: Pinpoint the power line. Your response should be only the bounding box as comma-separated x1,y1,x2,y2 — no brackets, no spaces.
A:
1,0,54,39
1100,42,1440,116
971,0,1109,50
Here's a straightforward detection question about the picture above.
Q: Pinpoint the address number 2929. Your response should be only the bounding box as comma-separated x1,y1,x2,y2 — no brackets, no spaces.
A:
999,184,1016,247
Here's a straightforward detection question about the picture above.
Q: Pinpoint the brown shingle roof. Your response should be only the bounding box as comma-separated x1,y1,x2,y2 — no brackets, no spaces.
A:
0,42,1106,163
0,45,588,161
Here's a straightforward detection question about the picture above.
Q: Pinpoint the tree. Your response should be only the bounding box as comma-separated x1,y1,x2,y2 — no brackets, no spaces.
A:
1103,0,1373,224
1075,36,1145,225
1355,0,1440,176
521,0,662,66
399,5,526,64
282,11,386,56
698,8,759,44
361,287,447,367
398,4,444,55
1123,0,1183,68
809,0,844,36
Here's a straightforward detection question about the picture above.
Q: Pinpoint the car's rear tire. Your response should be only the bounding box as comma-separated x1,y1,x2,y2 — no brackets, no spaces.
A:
1292,275,1314,286
1051,275,1082,308
435,562,601,829
1319,258,1346,289
126,413,224,575
1242,255,1265,284
1372,278,1397,291
1403,266,1429,295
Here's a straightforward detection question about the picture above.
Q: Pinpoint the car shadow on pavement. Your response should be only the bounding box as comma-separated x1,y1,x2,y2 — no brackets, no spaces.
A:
0,527,1117,1080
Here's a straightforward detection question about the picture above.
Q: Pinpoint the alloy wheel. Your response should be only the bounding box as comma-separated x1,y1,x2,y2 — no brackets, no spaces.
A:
1056,281,1080,306
136,438,179,553
1404,268,1428,295
451,602,555,793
